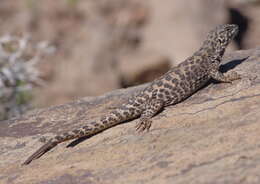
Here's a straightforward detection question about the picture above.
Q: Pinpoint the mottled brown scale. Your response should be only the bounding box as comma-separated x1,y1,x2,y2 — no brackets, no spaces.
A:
23,24,241,165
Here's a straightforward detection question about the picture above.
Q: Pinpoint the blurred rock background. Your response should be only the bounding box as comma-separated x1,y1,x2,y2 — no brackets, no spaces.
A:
0,0,259,117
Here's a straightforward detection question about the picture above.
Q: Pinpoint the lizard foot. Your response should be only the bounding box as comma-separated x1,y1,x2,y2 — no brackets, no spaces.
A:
226,71,241,83
135,119,152,133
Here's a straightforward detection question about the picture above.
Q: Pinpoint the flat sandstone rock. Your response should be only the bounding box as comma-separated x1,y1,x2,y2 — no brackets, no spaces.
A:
1,48,260,184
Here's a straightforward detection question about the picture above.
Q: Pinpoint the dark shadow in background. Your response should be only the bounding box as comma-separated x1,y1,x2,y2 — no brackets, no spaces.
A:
228,7,250,49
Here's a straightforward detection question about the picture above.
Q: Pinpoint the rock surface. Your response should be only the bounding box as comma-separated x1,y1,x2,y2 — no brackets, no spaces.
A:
1,48,260,184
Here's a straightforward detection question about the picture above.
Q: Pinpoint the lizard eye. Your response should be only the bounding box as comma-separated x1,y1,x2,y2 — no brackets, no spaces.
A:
226,27,231,31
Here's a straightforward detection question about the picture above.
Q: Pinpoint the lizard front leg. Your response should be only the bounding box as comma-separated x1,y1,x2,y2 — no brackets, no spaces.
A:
135,99,164,133
209,59,241,83
210,69,241,83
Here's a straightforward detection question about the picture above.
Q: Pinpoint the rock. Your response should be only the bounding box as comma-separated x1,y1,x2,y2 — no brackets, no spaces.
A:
1,48,260,184
118,49,171,87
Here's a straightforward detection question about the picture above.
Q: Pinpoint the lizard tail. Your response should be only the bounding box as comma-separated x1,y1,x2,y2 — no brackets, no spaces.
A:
22,125,95,165
22,107,140,165
22,140,58,165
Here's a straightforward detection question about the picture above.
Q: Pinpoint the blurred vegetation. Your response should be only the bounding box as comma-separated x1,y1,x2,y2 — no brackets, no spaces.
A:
0,35,55,120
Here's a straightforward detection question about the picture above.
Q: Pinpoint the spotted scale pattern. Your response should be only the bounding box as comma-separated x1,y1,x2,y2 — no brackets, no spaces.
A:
23,24,241,165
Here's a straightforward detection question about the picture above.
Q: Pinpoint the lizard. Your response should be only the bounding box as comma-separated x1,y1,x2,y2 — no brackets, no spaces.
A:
23,24,240,165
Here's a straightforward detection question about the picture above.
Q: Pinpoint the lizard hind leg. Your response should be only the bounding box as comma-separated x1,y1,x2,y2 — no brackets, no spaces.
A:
135,99,164,133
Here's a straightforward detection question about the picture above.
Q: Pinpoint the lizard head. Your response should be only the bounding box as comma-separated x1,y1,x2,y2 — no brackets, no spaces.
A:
205,24,239,53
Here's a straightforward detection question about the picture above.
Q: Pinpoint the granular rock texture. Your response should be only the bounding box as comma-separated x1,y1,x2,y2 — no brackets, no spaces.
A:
1,48,260,184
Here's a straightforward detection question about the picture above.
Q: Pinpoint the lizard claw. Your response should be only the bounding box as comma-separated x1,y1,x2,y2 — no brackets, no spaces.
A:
135,120,152,133
227,71,241,82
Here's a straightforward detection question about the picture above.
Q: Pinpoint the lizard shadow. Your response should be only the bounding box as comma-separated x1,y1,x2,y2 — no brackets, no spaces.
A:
67,57,248,148
66,133,99,148
219,56,248,73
